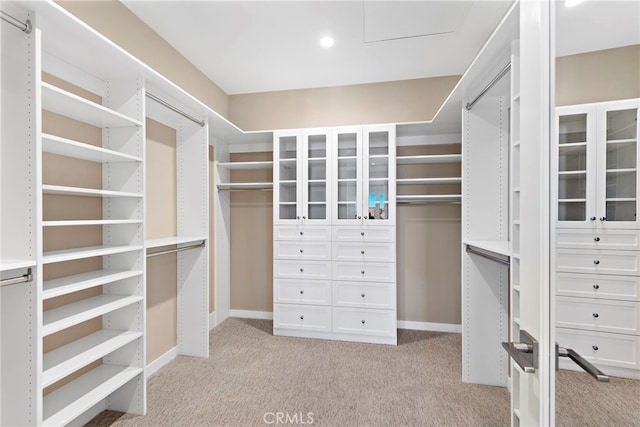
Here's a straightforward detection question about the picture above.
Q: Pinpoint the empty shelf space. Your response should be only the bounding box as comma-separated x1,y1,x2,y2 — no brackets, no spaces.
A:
41,82,142,128
146,236,207,248
42,134,142,163
217,182,273,190
216,160,273,170
43,245,143,264
396,154,462,164
0,258,36,272
43,185,143,198
42,364,142,427
42,329,142,388
396,194,461,203
43,269,143,300
43,294,143,336
43,219,142,227
396,177,462,185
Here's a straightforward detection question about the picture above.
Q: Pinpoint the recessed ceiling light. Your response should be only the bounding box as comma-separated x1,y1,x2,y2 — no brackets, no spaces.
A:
320,36,334,48
565,0,585,7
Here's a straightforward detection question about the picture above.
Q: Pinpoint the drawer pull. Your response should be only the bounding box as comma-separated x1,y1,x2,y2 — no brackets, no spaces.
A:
361,232,365,236
593,237,600,242
600,217,607,222
303,216,306,220
299,290,304,295
297,216,300,220
361,293,365,298
592,313,599,318
361,270,365,275
300,268,304,272
592,345,599,351
361,320,366,325
358,216,362,220
593,260,600,265
590,216,596,221
593,284,600,290
299,249,304,253
361,250,365,255
300,315,304,320
300,231,304,236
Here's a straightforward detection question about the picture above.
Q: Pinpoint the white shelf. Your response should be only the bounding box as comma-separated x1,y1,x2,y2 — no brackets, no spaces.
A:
337,201,357,205
42,219,142,227
43,244,143,264
41,133,142,163
41,82,143,128
396,154,462,165
606,138,637,145
217,182,273,190
607,168,637,173
513,187,521,193
216,161,273,170
278,202,297,205
42,364,142,427
337,179,357,182
396,194,461,203
43,184,143,198
337,156,358,160
307,179,327,183
43,269,143,300
43,294,143,337
308,157,327,162
605,198,637,202
0,258,36,272
307,202,327,205
369,177,389,182
145,236,207,249
558,198,586,203
464,240,511,257
558,170,587,175
369,154,389,159
42,330,142,388
396,177,462,185
558,142,587,147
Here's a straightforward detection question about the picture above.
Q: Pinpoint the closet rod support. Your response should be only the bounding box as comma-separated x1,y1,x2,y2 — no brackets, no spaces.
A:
146,92,205,127
465,245,510,266
465,62,511,111
147,241,205,258
1,10,32,34
0,268,33,287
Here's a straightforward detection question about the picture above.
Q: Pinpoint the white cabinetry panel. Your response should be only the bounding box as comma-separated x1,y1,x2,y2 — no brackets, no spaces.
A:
274,279,332,306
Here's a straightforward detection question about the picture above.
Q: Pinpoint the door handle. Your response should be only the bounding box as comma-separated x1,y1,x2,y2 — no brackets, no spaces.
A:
556,344,609,382
502,330,538,373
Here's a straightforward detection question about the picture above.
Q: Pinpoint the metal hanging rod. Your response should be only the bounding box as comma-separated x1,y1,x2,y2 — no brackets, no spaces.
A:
466,245,510,266
465,62,512,111
146,241,205,258
0,268,33,287
146,92,205,127
1,10,32,34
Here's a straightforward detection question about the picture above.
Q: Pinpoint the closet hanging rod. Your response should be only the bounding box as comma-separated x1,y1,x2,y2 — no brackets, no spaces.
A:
145,92,205,127
465,245,510,266
1,10,32,34
146,241,205,258
0,268,33,287
465,62,511,111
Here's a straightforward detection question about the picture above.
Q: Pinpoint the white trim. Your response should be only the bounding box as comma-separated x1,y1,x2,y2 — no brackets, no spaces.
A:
209,311,218,331
229,309,273,320
145,347,177,378
397,320,461,333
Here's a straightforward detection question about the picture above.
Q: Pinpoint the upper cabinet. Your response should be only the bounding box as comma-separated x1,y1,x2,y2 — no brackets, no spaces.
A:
556,99,640,229
332,125,396,226
274,129,331,225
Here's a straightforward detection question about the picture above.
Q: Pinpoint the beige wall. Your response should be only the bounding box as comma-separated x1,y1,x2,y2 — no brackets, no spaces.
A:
556,44,640,106
56,0,229,118
229,76,460,131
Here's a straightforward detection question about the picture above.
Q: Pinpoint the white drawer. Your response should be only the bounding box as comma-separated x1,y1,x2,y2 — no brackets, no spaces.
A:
556,229,640,250
556,296,640,335
332,281,396,309
556,272,640,301
274,241,331,260
274,304,331,331
274,260,331,280
332,226,395,243
332,261,396,282
332,242,395,262
557,327,640,370
274,226,331,241
333,307,396,337
556,249,640,276
274,278,331,305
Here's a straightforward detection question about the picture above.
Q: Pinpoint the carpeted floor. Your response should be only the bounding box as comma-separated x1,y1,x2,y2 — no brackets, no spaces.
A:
87,318,640,427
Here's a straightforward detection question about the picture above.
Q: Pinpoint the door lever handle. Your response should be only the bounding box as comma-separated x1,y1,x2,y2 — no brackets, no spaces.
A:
557,345,609,382
502,330,538,374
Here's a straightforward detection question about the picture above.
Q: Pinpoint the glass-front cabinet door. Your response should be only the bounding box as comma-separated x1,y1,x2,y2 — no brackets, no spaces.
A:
333,127,363,224
274,131,301,224
363,125,396,225
303,129,331,225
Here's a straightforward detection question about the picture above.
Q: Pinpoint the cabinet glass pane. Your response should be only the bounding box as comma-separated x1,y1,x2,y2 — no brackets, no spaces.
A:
338,181,357,202
308,204,326,220
338,158,357,180
369,131,389,156
558,174,586,200
338,203,357,220
279,204,297,220
558,114,587,144
308,134,327,158
368,159,389,179
368,181,389,220
308,159,326,180
337,133,358,157
308,182,326,203
279,136,297,159
605,109,637,222
606,109,637,141
606,141,636,170
558,201,585,222
279,161,297,181
606,201,636,222
558,145,586,172
606,170,636,199
279,182,297,203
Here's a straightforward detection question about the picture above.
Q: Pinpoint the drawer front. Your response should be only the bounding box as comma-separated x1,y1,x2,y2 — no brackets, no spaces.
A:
332,242,395,262
556,229,640,250
274,226,331,241
556,296,640,335
556,328,640,369
556,249,640,276
332,281,396,309
274,260,331,280
274,279,331,305
333,307,396,337
274,304,331,331
556,272,640,301
332,261,396,282
332,226,395,243
274,241,331,261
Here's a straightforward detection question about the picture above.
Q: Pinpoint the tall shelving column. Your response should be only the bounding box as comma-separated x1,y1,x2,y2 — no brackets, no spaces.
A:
0,6,39,426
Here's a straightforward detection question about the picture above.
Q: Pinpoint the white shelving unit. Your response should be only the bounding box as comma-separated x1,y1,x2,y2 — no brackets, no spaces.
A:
216,159,273,191
396,151,462,204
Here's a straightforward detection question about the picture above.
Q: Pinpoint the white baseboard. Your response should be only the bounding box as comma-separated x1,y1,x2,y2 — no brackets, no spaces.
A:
209,311,218,331
146,347,177,378
397,320,461,333
229,309,273,320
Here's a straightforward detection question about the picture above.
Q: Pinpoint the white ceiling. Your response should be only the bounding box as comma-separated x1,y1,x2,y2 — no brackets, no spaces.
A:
122,0,514,95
